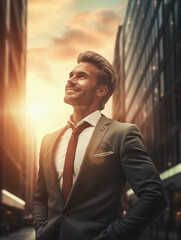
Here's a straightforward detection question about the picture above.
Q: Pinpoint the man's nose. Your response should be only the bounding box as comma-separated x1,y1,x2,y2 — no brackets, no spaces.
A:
67,77,77,85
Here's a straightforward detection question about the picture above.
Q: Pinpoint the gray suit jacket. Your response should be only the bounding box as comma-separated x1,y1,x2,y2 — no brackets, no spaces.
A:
33,115,167,240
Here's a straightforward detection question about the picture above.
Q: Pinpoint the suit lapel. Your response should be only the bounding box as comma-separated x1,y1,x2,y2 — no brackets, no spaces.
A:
44,126,68,202
80,114,112,164
63,114,112,209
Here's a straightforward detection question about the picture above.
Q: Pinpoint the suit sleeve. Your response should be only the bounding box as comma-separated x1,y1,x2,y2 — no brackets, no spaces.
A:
96,124,167,240
33,136,49,231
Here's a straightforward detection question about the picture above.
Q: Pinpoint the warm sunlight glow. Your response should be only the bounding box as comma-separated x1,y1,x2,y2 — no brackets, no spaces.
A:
27,102,46,120
26,74,112,148
26,75,72,146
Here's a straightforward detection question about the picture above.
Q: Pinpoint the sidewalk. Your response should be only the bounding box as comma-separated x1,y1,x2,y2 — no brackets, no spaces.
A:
0,227,35,240
0,227,180,240
140,229,179,240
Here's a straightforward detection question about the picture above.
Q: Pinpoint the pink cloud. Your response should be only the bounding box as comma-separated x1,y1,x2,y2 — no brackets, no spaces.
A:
67,9,121,32
50,8,122,60
27,48,54,81
117,1,128,11
28,7,123,68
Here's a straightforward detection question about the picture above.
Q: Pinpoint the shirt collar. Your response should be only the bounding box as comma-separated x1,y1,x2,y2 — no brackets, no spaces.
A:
68,110,101,128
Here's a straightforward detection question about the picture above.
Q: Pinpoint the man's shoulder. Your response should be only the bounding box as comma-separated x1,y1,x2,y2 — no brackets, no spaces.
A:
41,127,66,145
101,115,139,131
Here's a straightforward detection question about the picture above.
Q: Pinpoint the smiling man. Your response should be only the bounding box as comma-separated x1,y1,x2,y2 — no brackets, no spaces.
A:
33,51,167,240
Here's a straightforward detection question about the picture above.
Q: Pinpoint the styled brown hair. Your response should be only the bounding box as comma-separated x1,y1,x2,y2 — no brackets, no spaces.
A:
77,51,117,110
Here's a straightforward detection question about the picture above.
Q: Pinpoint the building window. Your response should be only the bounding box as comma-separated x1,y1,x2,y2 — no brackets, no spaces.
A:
160,72,165,98
175,35,181,76
178,131,181,163
164,50,176,90
169,12,175,39
158,2,163,29
159,37,164,62
143,103,147,120
174,0,180,30
176,82,181,122
6,0,11,31
166,94,175,127
153,82,159,108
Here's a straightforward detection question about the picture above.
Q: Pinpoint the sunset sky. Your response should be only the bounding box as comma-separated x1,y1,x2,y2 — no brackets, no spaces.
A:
26,0,128,145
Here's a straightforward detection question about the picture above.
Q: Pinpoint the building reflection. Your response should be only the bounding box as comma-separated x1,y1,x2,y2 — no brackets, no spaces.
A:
113,0,181,238
0,0,37,235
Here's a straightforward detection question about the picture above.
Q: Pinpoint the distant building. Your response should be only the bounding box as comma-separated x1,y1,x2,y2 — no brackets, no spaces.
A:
113,25,126,123
0,0,37,234
113,0,181,236
24,123,37,218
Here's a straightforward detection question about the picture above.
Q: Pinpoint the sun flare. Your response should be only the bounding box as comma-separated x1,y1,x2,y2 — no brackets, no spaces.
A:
26,102,46,120
26,75,73,145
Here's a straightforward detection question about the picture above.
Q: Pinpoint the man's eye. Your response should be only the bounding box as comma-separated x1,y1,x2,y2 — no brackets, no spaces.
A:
78,74,86,78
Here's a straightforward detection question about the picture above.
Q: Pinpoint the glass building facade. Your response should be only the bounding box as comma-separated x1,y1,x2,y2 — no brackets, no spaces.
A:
0,0,37,235
113,0,181,238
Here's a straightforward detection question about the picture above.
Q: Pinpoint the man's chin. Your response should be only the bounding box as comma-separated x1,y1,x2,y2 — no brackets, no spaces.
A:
64,96,76,106
64,96,86,108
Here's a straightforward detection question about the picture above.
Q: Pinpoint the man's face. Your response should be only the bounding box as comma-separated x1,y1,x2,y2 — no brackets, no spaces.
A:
64,62,100,107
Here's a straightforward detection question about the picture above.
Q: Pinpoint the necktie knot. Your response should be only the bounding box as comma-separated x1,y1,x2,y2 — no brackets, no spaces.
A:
71,122,91,135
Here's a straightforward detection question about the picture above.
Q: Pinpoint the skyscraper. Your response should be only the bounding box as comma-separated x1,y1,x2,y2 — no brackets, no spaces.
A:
0,0,37,234
113,0,181,236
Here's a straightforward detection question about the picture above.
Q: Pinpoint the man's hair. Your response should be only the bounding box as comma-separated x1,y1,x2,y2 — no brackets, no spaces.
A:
77,50,117,110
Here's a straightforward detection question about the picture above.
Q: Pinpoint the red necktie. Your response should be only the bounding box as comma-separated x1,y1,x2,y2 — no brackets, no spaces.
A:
62,121,90,202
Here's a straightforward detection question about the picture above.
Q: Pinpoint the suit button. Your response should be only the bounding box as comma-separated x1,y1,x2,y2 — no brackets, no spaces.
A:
62,213,67,218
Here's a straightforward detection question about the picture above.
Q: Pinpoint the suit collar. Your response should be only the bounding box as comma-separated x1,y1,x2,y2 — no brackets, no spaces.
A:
68,110,101,128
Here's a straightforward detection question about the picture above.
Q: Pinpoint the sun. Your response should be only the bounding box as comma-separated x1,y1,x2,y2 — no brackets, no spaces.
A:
25,76,73,145
26,102,46,120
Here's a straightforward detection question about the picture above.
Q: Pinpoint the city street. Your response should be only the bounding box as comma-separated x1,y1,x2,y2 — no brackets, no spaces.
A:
0,227,35,240
0,227,179,240
140,229,179,240
0,228,154,240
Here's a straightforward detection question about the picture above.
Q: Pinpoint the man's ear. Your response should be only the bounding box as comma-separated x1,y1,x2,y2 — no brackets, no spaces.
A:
96,85,108,97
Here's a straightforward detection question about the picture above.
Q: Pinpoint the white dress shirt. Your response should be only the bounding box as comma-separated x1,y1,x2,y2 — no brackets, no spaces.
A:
54,110,101,189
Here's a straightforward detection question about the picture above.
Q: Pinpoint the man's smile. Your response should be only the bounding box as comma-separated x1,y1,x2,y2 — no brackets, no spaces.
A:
66,86,81,93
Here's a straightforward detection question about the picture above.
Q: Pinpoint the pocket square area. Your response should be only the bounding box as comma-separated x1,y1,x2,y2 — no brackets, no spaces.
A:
94,151,114,157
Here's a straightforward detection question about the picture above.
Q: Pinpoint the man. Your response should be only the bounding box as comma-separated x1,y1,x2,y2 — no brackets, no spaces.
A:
33,51,167,240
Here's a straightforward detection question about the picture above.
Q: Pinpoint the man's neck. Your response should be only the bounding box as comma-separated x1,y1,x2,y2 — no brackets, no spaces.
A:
72,106,100,125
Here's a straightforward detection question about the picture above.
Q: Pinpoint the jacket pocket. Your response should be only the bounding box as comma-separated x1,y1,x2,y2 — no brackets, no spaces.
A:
94,151,114,157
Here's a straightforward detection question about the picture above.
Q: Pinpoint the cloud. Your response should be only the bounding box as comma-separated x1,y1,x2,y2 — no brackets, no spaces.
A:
51,29,102,60
50,8,122,60
116,0,128,18
27,47,54,82
29,0,74,9
68,9,120,30
117,1,128,11
27,0,75,43
67,8,122,37
27,6,124,82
